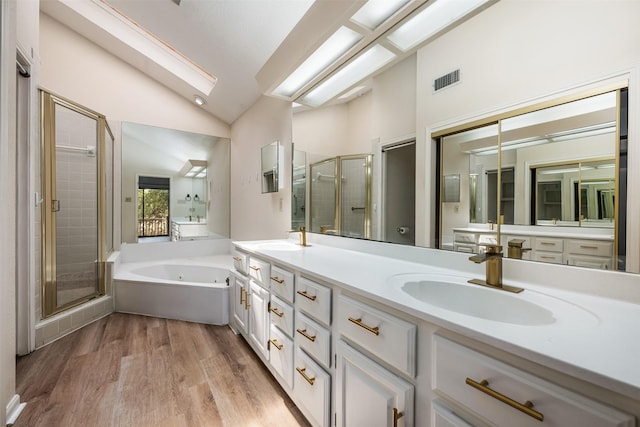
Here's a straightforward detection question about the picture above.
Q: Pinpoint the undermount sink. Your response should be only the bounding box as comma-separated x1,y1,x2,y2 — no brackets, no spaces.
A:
388,273,599,327
252,241,303,251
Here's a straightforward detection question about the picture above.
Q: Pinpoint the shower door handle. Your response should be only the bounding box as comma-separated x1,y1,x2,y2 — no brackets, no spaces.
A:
52,200,61,212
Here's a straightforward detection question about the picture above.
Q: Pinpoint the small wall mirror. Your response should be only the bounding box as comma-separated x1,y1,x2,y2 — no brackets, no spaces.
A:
261,141,281,193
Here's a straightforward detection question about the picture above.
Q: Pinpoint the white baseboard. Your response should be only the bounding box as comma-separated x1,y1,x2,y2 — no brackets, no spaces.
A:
6,394,26,426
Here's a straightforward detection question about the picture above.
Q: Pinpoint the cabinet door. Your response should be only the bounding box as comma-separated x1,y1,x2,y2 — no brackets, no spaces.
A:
231,274,248,335
249,280,269,360
336,340,413,427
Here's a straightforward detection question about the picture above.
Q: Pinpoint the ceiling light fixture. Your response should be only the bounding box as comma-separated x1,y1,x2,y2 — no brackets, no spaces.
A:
386,0,490,52
180,159,207,177
338,85,367,100
301,45,395,107
274,26,362,98
194,95,206,106
60,0,217,95
351,0,411,30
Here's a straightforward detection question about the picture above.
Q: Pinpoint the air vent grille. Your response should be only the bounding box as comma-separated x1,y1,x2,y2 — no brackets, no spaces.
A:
434,69,460,92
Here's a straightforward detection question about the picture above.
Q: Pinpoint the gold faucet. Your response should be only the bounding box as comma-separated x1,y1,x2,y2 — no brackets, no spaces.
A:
298,226,307,246
507,239,531,260
469,244,524,293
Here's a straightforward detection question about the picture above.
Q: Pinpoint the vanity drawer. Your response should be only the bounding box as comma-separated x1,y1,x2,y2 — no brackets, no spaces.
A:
232,249,248,275
454,232,477,244
270,265,295,303
248,256,271,287
534,237,563,252
268,324,293,389
433,335,633,427
295,312,331,367
533,251,563,264
269,294,294,337
454,243,477,254
567,255,612,270
294,348,331,427
478,234,498,246
337,294,416,377
296,276,332,326
567,239,613,257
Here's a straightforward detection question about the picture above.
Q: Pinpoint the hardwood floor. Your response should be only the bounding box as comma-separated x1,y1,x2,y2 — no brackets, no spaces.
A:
15,313,311,427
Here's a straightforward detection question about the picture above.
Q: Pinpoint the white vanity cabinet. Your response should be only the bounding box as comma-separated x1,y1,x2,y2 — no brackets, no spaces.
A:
248,279,270,360
294,347,331,427
336,340,414,427
248,256,271,288
432,335,634,427
268,323,294,389
296,276,332,326
270,264,295,303
230,272,249,335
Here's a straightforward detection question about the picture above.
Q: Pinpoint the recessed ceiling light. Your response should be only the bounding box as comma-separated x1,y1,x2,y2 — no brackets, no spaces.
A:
194,95,206,106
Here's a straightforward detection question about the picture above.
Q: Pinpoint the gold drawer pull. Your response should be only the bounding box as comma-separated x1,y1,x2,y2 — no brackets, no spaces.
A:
239,287,245,305
244,292,250,310
393,408,404,427
580,245,598,250
233,256,242,262
540,242,556,246
269,307,284,318
249,265,261,271
465,378,544,422
296,367,315,385
269,338,283,350
296,328,316,342
348,317,379,336
271,276,285,284
297,290,317,301
540,256,555,260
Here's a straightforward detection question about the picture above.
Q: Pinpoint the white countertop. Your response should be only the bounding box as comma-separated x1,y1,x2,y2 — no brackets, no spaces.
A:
234,238,640,400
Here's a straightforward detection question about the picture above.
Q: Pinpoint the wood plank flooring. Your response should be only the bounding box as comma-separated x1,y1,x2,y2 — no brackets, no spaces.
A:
15,313,310,427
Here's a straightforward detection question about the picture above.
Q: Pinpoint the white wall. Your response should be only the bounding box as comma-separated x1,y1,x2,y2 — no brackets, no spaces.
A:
230,95,292,240
416,0,640,258
1,0,18,423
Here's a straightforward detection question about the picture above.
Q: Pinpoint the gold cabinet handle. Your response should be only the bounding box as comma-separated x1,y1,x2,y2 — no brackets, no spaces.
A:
580,245,598,250
239,287,245,305
269,307,284,318
296,328,316,342
233,256,242,262
269,338,283,350
296,290,317,301
348,316,379,336
296,367,315,385
540,242,555,246
393,408,404,427
540,256,555,260
249,265,261,271
270,276,285,284
244,292,251,310
465,377,544,422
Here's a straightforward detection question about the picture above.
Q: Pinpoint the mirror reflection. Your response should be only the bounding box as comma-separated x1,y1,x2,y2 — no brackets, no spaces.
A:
291,148,306,230
261,141,281,193
438,89,626,271
121,122,230,243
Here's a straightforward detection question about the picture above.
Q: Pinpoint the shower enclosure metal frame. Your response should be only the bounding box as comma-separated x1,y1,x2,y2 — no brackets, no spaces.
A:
40,90,112,318
309,154,372,239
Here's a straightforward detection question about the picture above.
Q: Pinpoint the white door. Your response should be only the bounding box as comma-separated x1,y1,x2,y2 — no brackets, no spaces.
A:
336,340,413,427
231,274,248,334
249,280,269,359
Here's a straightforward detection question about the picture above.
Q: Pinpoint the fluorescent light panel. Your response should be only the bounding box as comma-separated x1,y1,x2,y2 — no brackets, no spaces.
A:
274,26,362,97
387,0,489,51
351,0,411,30
338,85,367,99
180,159,207,177
62,0,217,95
301,45,395,107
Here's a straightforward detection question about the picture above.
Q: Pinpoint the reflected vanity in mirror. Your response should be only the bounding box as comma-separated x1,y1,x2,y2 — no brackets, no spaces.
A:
121,122,230,244
436,88,628,271
261,141,282,193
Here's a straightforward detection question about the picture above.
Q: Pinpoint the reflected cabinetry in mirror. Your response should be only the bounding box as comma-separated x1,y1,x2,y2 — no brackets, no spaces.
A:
436,87,627,271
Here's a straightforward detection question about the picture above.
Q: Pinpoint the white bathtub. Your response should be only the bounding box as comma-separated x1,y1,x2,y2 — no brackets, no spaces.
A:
114,256,231,325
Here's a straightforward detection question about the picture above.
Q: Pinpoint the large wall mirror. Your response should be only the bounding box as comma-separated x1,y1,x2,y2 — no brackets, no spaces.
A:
436,87,628,271
121,122,230,244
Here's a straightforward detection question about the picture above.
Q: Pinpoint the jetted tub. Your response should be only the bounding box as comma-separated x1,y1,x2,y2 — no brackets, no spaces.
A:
114,258,231,325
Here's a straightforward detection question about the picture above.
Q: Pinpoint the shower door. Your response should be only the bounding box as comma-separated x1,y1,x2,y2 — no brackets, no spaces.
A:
340,155,372,239
41,91,111,317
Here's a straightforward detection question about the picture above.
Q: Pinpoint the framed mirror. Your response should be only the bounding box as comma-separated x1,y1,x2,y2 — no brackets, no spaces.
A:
121,122,230,244
437,87,627,271
261,141,281,193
